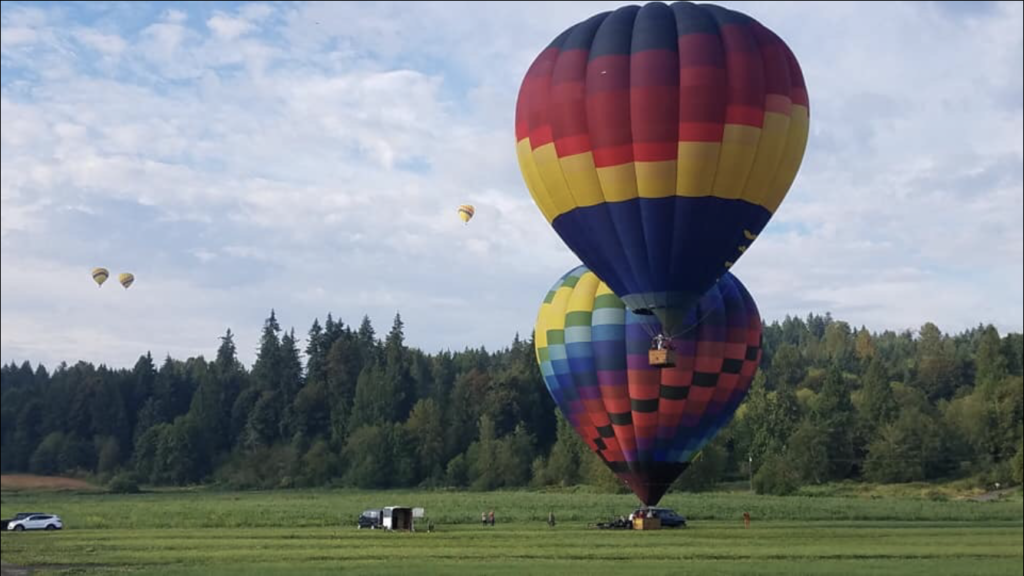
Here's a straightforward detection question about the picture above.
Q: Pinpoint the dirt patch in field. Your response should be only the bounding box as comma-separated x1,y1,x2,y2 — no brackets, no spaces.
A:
1,561,32,576
0,563,102,576
0,474,100,492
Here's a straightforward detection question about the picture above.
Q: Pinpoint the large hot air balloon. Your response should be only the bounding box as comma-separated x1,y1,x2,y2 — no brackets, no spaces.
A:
457,204,475,224
91,267,109,287
118,273,135,290
535,265,762,506
516,2,808,337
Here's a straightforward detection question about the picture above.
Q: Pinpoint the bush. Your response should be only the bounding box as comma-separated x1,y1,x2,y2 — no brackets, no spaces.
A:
213,445,301,490
753,454,799,496
29,432,65,476
445,454,468,488
108,472,141,494
300,440,339,487
674,441,727,493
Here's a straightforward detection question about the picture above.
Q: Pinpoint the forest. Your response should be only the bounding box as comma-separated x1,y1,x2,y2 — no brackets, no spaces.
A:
2,310,1022,495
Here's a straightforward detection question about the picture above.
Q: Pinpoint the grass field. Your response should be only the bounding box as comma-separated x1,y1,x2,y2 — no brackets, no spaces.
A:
2,488,1022,575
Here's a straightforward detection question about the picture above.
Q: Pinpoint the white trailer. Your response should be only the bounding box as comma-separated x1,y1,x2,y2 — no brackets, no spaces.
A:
381,506,424,531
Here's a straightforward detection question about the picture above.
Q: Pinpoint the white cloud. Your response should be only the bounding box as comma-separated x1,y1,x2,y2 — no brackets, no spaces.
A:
240,4,274,22
73,28,126,56
0,26,38,47
163,9,187,24
207,13,254,41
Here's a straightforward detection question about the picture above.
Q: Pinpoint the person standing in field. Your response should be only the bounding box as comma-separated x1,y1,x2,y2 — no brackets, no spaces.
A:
481,512,487,526
548,511,556,528
489,510,495,526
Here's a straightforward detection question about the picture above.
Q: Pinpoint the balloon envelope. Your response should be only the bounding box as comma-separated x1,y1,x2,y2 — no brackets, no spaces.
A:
516,2,808,334
457,204,475,224
118,273,135,289
91,267,109,287
535,265,762,505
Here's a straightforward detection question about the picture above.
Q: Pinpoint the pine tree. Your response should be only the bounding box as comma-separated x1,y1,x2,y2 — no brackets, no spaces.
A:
357,315,378,360
384,313,416,420
305,319,326,386
252,310,283,393
279,329,304,438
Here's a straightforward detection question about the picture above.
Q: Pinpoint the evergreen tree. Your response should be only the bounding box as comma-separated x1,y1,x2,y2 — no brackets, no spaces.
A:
252,311,283,394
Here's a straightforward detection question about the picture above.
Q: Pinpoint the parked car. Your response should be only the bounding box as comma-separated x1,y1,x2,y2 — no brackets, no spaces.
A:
7,514,63,532
357,509,382,529
1,513,44,531
628,507,687,528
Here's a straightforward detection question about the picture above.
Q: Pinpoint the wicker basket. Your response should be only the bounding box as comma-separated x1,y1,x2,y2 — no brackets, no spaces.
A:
633,517,662,531
648,349,676,368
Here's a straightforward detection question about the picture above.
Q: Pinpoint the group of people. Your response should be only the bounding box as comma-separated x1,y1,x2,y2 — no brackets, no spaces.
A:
478,510,559,528
633,509,658,520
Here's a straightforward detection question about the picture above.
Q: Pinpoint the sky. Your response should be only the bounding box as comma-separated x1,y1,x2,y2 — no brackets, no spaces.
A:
1,1,1022,369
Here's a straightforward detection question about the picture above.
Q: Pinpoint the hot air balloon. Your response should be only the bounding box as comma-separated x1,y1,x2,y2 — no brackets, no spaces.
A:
535,265,762,506
516,2,808,338
118,273,135,290
91,267,109,287
457,204,475,224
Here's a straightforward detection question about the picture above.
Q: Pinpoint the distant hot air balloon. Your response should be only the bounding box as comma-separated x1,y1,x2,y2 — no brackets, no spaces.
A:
118,273,135,290
535,265,762,506
91,267,109,287
457,204,475,224
516,2,809,337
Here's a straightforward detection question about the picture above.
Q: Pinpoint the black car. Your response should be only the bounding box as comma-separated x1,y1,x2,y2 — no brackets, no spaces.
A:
0,512,44,531
357,509,382,529
630,507,687,528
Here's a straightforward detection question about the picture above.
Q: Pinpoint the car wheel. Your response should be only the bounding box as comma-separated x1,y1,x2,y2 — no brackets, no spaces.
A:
14,525,25,532
46,525,57,531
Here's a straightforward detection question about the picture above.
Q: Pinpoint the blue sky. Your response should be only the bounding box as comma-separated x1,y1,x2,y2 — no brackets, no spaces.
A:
2,1,1022,368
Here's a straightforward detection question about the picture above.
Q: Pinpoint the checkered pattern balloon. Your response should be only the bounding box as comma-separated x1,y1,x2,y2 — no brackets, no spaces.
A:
535,266,762,505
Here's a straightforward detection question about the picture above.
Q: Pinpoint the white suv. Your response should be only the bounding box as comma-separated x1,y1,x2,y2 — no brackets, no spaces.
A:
7,514,63,531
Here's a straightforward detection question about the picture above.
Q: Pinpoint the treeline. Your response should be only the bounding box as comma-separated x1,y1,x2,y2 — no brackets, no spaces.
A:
1,311,1022,494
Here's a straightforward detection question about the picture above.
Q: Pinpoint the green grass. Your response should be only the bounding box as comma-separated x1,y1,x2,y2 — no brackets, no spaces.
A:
1,489,1021,575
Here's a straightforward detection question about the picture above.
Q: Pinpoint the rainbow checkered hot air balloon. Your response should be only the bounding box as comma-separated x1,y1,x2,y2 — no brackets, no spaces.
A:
516,1,808,337
535,265,762,506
